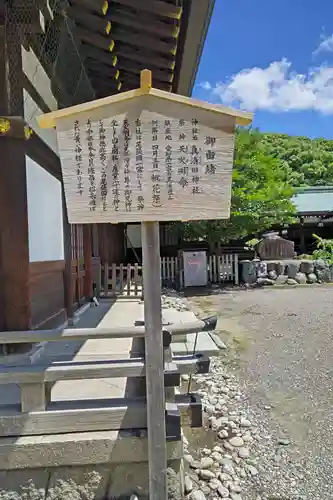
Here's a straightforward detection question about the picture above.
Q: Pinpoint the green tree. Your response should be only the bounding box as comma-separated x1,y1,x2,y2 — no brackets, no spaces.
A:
261,133,333,186
173,128,296,250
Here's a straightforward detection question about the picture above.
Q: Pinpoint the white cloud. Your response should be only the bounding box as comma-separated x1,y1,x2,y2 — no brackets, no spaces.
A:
199,81,212,91
313,34,333,56
201,58,333,114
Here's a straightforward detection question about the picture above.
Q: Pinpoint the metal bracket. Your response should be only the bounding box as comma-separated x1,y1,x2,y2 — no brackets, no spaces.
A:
165,403,181,441
195,353,211,374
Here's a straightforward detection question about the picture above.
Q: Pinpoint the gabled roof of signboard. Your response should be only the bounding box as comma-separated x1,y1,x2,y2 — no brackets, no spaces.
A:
37,77,253,129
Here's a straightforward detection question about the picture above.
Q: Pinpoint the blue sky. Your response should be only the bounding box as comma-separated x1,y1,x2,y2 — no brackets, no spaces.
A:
193,0,333,139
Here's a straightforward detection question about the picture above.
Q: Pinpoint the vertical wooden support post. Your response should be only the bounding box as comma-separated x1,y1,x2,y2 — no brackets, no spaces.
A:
20,383,46,412
62,185,74,321
142,221,167,500
92,224,99,257
0,24,32,344
104,263,109,297
83,224,93,298
140,65,167,500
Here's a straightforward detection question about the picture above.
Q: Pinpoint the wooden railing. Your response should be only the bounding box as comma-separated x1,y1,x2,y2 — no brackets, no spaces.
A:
0,318,216,439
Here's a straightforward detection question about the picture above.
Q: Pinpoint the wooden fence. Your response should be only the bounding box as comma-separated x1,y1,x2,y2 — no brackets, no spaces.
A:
208,254,239,284
0,321,211,439
97,254,239,298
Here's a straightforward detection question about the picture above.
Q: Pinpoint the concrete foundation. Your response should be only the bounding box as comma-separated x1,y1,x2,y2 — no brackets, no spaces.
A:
0,460,183,499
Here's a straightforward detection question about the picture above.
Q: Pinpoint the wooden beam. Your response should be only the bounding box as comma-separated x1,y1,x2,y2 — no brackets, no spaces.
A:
0,398,201,437
112,0,182,20
76,26,114,52
114,46,175,71
86,59,119,79
110,27,177,56
83,224,93,298
66,7,111,35
91,78,122,94
81,43,118,67
0,359,180,384
70,0,109,16
0,317,216,343
0,116,32,139
117,59,173,83
106,8,180,39
25,123,62,181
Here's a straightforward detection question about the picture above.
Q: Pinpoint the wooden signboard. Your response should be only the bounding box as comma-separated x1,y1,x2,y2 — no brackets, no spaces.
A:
38,78,252,225
37,70,252,500
56,106,234,224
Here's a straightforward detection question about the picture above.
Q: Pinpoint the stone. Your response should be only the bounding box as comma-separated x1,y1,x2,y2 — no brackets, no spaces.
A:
184,454,194,465
275,274,287,285
239,468,247,479
286,261,300,278
240,260,257,284
209,478,221,490
242,434,253,443
205,405,215,416
247,465,258,476
266,261,276,272
300,260,314,274
238,447,250,459
230,484,242,493
200,457,214,469
240,418,251,428
185,476,193,494
275,261,285,275
224,442,234,451
220,386,230,394
314,260,331,282
257,261,268,278
278,438,290,446
256,277,274,286
190,490,207,500
218,430,229,439
222,461,235,475
268,270,277,280
230,494,242,500
217,485,230,497
211,452,223,463
201,485,211,495
307,272,317,284
213,445,224,454
286,278,297,285
229,437,244,447
199,469,215,480
295,272,307,284
219,473,232,482
190,460,201,469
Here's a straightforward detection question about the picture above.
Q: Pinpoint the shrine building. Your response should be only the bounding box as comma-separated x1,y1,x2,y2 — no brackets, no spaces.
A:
0,0,216,333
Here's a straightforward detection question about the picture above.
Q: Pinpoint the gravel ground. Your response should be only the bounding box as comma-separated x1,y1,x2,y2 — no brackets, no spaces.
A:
185,286,333,500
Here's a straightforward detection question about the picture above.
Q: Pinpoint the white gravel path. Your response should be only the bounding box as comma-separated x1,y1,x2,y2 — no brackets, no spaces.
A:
184,286,333,500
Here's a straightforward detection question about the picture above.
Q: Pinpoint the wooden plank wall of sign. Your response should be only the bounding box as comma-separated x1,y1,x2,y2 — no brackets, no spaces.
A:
56,103,236,224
